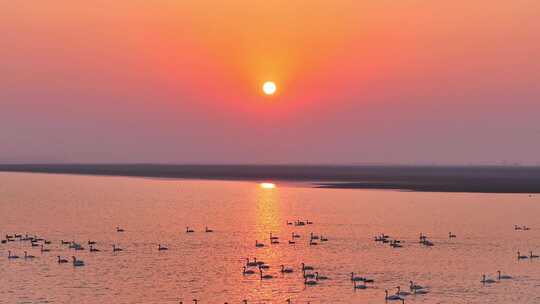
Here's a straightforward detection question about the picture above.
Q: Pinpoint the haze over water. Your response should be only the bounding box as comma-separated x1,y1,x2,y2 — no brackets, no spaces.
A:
2,172,540,304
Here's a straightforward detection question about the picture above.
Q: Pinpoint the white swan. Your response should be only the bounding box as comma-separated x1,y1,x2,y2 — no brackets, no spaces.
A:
481,274,496,284
354,281,367,289
396,286,411,296
246,258,258,267
409,281,423,290
281,265,293,273
351,272,364,282
304,272,315,279
158,244,168,251
7,251,19,259
385,289,402,300
259,270,273,280
72,256,85,266
497,270,512,280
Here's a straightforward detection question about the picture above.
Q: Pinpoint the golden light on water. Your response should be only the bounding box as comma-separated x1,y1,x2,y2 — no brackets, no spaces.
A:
260,182,276,189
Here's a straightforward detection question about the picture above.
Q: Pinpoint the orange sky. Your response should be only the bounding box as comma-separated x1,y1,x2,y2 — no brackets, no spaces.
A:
1,1,539,164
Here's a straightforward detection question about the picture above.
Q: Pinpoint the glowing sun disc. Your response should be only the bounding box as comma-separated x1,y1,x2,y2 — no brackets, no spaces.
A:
263,81,276,95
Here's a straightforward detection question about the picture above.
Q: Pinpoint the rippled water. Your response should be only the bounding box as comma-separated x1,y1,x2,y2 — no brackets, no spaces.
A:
1,172,540,304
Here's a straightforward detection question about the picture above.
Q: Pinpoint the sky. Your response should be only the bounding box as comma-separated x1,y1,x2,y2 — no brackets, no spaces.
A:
1,1,539,165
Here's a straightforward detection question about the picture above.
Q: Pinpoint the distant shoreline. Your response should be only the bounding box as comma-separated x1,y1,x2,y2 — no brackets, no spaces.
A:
1,164,540,194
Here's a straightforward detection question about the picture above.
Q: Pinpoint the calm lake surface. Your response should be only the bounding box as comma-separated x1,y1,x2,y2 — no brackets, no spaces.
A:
1,172,540,304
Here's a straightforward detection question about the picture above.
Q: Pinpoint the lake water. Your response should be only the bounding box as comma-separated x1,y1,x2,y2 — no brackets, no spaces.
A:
1,172,540,304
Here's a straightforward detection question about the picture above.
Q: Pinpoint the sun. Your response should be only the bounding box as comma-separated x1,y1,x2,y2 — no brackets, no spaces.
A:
262,81,276,95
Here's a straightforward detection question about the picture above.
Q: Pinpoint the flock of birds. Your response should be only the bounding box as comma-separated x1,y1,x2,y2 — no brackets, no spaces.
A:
3,220,538,303
2,225,217,267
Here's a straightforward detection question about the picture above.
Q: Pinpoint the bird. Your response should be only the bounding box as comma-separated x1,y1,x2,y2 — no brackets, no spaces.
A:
530,251,539,258
186,227,194,233
243,266,255,275
449,232,457,238
40,245,50,252
24,251,36,259
304,272,316,279
280,265,293,273
395,286,411,296
269,233,279,240
315,272,329,280
255,240,265,247
288,240,296,244
481,274,496,284
286,221,293,225
259,270,273,280
158,244,168,251
351,272,364,282
7,251,19,259
304,277,317,285
116,226,125,232
413,289,429,295
295,220,305,226
385,289,403,301
514,225,523,230
205,226,213,233
320,236,329,242
497,270,512,280
306,220,313,225
301,263,314,271
292,232,300,238
518,251,529,259
57,256,68,263
88,240,96,245
61,240,71,245
354,281,367,289
246,258,258,267
72,256,85,266
89,245,100,252
112,244,123,252
409,281,424,291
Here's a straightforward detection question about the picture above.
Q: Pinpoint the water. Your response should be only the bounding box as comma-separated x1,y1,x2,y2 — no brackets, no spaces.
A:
1,172,540,304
